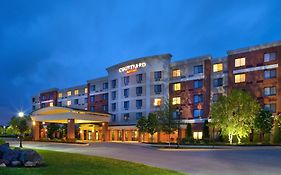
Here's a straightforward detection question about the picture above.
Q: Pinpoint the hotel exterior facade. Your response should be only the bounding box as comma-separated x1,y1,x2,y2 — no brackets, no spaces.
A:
31,41,281,142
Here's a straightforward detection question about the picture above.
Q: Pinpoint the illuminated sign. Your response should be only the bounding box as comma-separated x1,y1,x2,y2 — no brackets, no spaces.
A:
118,62,146,74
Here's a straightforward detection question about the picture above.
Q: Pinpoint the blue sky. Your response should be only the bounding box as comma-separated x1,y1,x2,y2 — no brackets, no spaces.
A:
0,0,281,125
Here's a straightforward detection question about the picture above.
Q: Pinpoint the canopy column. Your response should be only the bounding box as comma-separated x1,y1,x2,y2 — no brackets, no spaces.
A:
67,119,75,141
32,121,40,141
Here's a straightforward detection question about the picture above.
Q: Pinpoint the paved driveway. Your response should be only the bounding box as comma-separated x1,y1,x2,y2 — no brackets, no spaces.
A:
8,141,281,175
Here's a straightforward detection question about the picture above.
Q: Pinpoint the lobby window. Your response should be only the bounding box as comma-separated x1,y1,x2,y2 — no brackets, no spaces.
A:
193,132,203,140
264,69,276,79
172,69,181,77
154,84,162,94
264,104,276,113
264,52,276,62
49,102,53,107
91,85,96,91
124,113,130,121
90,95,95,102
193,109,203,118
103,82,108,90
194,65,203,74
124,101,129,110
111,79,117,89
172,97,181,105
136,112,143,120
84,87,88,94
102,93,108,100
111,91,116,100
124,76,129,86
67,91,72,96
194,80,203,89
111,103,116,111
90,106,95,112
74,99,79,105
234,74,246,83
58,93,62,98
213,63,223,72
235,57,246,67
264,87,276,96
67,100,71,106
173,83,181,91
136,87,142,96
136,74,143,83
154,71,162,81
124,88,129,98
136,100,142,109
194,94,203,104
74,89,79,95
153,98,161,106
103,105,108,111
213,78,223,87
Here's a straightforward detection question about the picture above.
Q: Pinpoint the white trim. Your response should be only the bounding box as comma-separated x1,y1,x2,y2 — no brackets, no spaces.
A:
180,118,210,124
233,64,278,74
170,74,204,83
41,99,54,104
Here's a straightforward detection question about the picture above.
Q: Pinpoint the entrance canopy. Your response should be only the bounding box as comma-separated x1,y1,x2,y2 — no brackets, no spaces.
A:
31,106,110,124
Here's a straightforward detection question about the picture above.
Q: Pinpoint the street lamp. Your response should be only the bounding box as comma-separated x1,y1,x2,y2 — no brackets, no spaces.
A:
18,112,24,117
176,106,183,148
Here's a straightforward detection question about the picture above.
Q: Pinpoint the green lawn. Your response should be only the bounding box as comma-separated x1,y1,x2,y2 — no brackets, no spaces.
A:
0,149,184,175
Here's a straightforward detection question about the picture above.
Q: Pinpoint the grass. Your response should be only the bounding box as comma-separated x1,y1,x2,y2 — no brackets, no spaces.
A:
0,149,184,175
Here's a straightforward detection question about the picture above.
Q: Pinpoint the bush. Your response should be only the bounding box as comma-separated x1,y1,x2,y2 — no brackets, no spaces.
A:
253,133,260,143
0,138,5,145
263,133,270,144
272,119,280,144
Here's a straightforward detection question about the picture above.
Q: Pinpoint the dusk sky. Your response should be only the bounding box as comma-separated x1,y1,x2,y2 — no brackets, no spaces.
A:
1,0,281,125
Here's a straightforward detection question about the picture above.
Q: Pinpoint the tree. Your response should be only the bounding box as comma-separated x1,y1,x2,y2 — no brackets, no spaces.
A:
136,117,147,142
47,123,60,139
9,116,31,147
185,123,192,142
210,89,261,144
146,113,159,142
272,116,280,144
158,100,177,145
203,120,210,141
254,109,273,142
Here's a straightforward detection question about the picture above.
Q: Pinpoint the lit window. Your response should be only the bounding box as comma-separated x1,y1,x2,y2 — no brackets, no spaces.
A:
67,91,72,96
234,74,246,83
153,98,161,106
84,88,88,94
172,97,181,105
213,63,223,72
58,93,62,98
173,83,181,91
49,102,53,107
67,100,71,106
74,89,79,95
193,132,203,140
235,57,245,67
172,69,181,77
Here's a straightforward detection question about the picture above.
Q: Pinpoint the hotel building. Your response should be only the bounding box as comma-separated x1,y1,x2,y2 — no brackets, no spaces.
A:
31,41,281,142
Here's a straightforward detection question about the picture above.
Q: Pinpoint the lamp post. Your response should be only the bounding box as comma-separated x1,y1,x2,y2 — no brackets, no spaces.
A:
176,106,183,148
18,112,25,148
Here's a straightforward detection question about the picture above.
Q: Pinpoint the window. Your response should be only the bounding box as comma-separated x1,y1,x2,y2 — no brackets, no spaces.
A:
111,114,116,122
103,82,108,89
90,95,95,102
84,87,88,94
136,112,142,120
193,109,203,118
154,98,161,106
172,69,181,77
74,99,79,105
84,98,88,103
90,106,95,112
213,63,223,72
74,89,79,95
264,52,276,62
67,100,71,106
212,93,222,102
42,103,45,108
67,91,72,96
58,93,62,98
172,97,181,105
58,102,62,107
111,79,117,89
49,102,53,107
136,74,143,83
32,105,36,110
103,105,108,111
136,87,142,96
193,132,203,140
154,84,162,94
32,98,35,103
264,87,276,96
124,89,129,98
136,100,142,109
112,91,116,100
154,71,162,81
213,78,223,87
173,83,181,91
124,101,129,110
124,76,129,85
91,85,96,91
264,69,276,79
235,57,246,67
102,93,108,100
194,94,203,104
234,74,246,83
194,80,203,88
111,103,116,111
194,65,203,74
264,104,276,113
124,113,130,121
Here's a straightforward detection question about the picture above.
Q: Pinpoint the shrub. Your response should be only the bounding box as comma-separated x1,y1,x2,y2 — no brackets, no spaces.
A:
0,138,5,145
272,118,280,144
263,133,270,144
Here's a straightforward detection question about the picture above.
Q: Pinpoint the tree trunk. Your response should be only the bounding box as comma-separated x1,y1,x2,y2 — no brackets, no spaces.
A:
19,134,23,148
168,133,171,147
237,136,241,144
228,133,233,144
